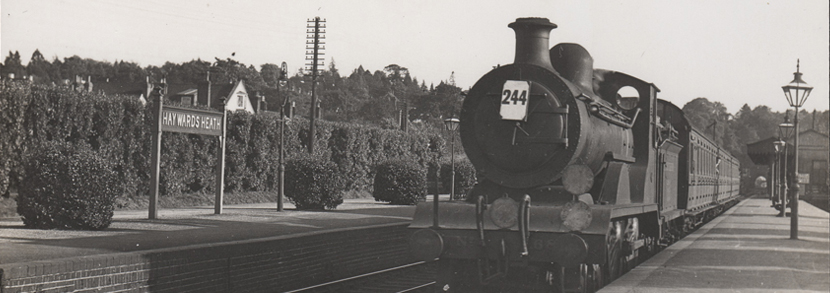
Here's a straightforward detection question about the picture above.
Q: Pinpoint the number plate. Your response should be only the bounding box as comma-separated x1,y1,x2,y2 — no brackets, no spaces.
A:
499,80,530,121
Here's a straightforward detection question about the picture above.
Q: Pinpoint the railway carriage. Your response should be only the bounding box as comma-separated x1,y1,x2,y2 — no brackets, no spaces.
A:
409,17,740,293
656,101,741,239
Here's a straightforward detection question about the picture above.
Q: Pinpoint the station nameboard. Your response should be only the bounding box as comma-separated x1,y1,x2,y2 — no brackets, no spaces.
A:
161,105,223,136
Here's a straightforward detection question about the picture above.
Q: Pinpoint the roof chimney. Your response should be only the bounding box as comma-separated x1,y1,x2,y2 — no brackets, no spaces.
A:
812,109,817,130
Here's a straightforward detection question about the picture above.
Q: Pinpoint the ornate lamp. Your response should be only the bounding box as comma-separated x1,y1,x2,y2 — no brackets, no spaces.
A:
781,60,812,240
778,113,795,218
781,60,813,109
444,118,461,200
773,139,786,216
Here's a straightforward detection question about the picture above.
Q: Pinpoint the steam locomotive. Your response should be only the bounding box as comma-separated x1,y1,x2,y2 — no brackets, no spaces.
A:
409,18,740,292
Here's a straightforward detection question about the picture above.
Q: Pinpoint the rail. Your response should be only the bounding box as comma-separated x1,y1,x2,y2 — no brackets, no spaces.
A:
284,261,436,293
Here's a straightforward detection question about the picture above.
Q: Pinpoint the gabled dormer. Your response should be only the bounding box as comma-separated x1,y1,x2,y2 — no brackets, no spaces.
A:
222,80,254,113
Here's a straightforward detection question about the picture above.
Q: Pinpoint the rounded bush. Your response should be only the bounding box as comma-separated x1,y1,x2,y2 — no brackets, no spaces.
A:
17,142,121,230
373,160,426,205
284,157,344,210
440,158,477,200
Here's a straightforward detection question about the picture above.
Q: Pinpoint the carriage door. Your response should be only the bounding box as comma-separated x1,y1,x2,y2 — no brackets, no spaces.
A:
658,141,683,212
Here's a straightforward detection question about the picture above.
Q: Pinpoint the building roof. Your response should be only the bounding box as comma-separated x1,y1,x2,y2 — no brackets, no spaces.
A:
747,136,793,165
94,81,147,97
207,83,236,108
165,83,197,98
177,88,198,96
745,128,829,165
798,128,829,138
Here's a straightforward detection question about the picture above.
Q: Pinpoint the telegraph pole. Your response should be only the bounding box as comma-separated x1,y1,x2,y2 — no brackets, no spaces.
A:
278,61,288,212
305,17,326,154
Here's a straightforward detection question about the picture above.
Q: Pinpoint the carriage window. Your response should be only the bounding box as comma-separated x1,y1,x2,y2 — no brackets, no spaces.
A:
708,151,712,177
703,151,709,176
695,148,700,175
693,148,697,174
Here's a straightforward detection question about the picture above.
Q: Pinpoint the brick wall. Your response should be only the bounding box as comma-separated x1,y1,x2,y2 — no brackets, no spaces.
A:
0,223,413,293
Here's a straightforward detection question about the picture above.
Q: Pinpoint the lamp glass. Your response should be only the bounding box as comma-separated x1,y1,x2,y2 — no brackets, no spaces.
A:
444,118,460,131
781,68,813,107
779,122,795,141
773,140,785,152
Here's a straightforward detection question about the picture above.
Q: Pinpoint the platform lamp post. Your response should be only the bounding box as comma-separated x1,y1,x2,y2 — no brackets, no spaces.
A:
444,117,460,200
771,141,779,205
778,113,794,217
277,62,288,212
773,139,786,216
781,59,813,240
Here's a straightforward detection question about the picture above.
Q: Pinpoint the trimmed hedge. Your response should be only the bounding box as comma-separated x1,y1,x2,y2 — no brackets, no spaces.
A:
440,157,477,200
373,160,426,205
0,80,449,212
284,157,344,210
17,141,121,230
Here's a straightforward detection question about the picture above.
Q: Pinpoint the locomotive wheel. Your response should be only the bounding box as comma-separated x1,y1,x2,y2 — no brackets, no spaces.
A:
605,240,624,285
578,264,603,293
553,264,602,293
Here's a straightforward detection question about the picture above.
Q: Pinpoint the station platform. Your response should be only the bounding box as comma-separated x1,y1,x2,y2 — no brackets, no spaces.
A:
600,196,830,293
0,197,418,264
0,197,428,292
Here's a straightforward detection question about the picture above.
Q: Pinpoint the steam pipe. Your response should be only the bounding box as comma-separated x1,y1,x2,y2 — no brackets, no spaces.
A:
477,195,486,246
519,194,531,256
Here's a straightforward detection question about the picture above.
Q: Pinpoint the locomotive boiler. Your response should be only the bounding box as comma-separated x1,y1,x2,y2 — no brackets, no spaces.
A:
409,17,740,293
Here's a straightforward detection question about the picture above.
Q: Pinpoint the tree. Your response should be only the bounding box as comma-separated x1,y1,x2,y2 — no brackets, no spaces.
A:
59,55,89,81
260,63,282,88
681,97,729,145
159,59,210,84
112,60,145,83
409,79,463,129
208,58,266,93
26,49,57,84
383,64,408,82
1,51,26,79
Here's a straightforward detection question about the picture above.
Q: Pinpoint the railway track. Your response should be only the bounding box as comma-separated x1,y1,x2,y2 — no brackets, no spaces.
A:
285,261,436,293
285,198,741,293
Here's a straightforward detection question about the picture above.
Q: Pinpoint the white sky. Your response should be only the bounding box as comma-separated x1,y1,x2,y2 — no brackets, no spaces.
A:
2,0,828,113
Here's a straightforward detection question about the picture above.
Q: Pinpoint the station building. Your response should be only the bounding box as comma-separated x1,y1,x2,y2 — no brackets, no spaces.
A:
747,128,829,196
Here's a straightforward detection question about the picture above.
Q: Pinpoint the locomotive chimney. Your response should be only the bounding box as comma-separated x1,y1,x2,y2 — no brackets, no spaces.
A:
509,18,557,71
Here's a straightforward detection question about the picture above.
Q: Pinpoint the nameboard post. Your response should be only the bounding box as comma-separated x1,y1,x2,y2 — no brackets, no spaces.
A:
149,88,226,219
215,100,227,214
149,88,163,220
